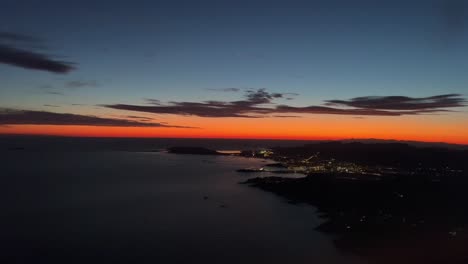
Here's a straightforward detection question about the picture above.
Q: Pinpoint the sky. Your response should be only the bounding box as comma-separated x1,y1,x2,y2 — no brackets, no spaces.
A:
0,0,468,143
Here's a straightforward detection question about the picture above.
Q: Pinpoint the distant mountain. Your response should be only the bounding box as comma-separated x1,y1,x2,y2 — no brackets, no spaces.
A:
341,138,468,150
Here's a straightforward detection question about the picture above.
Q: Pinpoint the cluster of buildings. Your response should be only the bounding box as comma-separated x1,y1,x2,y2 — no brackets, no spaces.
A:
240,148,463,179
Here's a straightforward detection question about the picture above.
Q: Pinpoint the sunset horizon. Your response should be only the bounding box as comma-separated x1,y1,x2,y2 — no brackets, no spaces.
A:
2,87,467,144
2,1,468,263
2,0,468,147
2,129,468,145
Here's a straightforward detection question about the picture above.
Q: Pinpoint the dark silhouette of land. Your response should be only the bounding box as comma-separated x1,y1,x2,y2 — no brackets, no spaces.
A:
265,141,468,170
167,146,225,155
240,142,468,263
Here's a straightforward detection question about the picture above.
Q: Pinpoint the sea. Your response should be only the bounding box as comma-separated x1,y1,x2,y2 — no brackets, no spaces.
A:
0,136,365,264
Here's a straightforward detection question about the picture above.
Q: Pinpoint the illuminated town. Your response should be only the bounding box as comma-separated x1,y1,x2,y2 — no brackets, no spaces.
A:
239,145,464,180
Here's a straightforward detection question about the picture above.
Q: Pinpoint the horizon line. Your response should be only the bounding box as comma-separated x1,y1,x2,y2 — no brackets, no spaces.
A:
1,133,467,146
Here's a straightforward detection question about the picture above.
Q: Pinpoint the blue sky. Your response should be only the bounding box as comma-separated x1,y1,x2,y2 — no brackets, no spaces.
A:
0,0,467,142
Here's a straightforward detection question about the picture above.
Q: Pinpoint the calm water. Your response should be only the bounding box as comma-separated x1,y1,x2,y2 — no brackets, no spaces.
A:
1,145,365,263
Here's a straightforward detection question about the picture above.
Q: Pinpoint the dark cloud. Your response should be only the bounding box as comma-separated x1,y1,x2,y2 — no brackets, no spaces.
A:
0,44,75,74
126,115,155,121
272,115,302,118
273,105,415,116
0,109,196,128
106,89,291,118
207,88,241,92
244,89,284,104
0,32,75,74
66,80,98,89
38,84,64,95
104,89,466,118
144,98,162,105
44,91,64,95
325,94,466,110
43,104,60,108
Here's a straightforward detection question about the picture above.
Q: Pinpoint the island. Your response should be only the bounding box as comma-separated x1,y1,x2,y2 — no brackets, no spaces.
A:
167,146,224,155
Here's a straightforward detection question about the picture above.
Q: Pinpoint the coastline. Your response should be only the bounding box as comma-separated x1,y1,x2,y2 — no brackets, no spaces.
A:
167,142,468,263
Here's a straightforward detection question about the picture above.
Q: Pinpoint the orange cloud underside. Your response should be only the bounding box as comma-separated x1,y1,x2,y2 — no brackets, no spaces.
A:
1,115,468,145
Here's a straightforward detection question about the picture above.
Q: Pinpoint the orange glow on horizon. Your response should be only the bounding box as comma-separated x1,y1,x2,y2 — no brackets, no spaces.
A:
1,117,468,145
1,113,468,144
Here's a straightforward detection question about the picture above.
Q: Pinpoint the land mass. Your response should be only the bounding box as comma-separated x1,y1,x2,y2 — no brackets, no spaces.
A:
239,142,468,263
167,146,224,155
